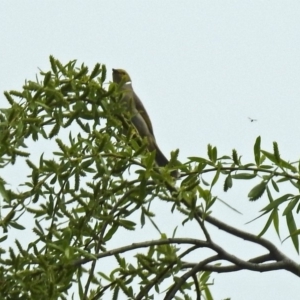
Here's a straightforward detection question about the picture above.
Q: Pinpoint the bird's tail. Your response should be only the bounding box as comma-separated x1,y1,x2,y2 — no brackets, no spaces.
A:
152,140,178,178
153,143,168,166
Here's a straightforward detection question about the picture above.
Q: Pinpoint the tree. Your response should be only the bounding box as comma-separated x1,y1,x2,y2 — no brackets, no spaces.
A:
0,57,299,300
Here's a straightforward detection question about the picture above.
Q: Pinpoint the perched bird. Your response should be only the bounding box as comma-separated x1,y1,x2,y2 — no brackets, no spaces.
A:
112,68,177,177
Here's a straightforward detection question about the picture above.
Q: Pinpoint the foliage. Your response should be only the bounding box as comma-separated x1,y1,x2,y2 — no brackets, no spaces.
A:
0,57,300,299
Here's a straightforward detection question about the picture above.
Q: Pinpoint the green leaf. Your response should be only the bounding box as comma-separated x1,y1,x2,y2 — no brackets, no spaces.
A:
4,91,15,105
273,142,280,163
55,59,67,76
261,150,297,172
259,164,273,169
112,287,120,300
271,179,279,192
280,159,297,173
261,150,276,164
49,122,60,138
10,90,24,98
246,209,269,224
212,146,217,163
261,194,293,212
258,209,273,237
184,179,200,192
248,181,266,201
74,66,88,80
98,271,111,282
10,221,25,230
272,207,280,238
100,64,107,84
211,163,221,187
81,159,94,169
254,136,261,166
243,163,256,168
188,157,211,164
283,197,299,216
0,178,9,202
104,224,119,242
277,177,290,183
207,144,217,164
207,144,212,162
232,149,239,165
286,211,299,252
201,177,210,186
0,235,8,243
231,173,256,180
145,150,156,169
204,285,214,300
89,63,101,80
266,186,274,202
119,219,136,230
223,174,232,192
12,149,30,157
43,72,52,86
49,55,58,74
75,247,97,260
197,186,211,201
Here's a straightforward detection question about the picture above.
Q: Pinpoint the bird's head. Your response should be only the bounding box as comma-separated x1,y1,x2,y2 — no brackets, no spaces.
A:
112,69,132,84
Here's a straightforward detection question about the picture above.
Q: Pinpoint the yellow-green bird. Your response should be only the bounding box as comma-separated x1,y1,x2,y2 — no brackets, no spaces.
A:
112,68,177,177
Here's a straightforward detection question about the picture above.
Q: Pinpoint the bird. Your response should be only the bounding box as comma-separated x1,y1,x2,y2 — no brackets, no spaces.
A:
248,117,257,122
112,68,178,177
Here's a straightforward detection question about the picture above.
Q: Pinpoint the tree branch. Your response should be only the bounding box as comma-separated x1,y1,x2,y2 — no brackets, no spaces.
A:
164,255,220,300
73,238,209,267
135,245,200,300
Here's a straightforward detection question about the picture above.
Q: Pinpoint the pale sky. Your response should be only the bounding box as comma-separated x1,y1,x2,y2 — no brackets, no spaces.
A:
1,2,300,299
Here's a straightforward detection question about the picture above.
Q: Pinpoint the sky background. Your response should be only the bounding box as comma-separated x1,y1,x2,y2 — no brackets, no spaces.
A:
1,1,300,299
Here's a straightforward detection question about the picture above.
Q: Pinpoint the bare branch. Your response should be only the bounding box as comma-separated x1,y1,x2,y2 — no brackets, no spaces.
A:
73,238,209,267
135,245,200,300
188,166,299,181
192,273,201,300
164,255,220,300
182,260,291,273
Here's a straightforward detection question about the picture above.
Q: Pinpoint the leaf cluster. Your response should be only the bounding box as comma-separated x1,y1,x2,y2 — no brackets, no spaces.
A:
1,58,300,299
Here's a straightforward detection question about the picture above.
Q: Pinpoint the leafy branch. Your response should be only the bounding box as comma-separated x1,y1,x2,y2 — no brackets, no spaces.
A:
1,57,300,299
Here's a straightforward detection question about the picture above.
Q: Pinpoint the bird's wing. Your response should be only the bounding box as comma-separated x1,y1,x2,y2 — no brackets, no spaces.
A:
122,84,155,137
133,91,155,137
